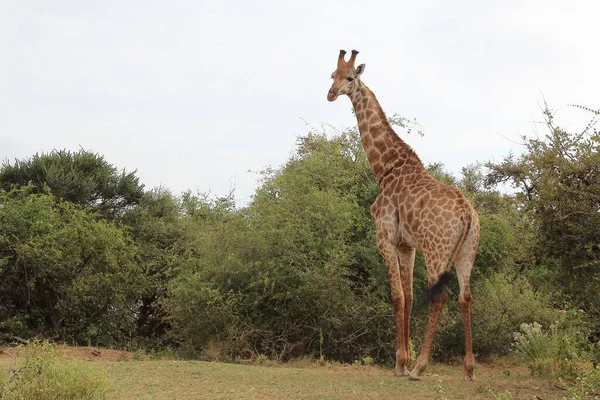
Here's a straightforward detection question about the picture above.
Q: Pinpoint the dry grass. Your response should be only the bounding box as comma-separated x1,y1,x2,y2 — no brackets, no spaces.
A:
0,347,567,399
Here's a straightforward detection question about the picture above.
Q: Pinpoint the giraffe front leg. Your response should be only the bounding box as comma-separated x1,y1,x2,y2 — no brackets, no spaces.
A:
377,239,408,376
373,208,409,376
390,274,408,377
398,246,415,374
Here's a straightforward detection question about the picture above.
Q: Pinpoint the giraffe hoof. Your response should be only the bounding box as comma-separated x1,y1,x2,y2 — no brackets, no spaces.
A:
464,365,476,381
394,367,409,377
407,373,422,381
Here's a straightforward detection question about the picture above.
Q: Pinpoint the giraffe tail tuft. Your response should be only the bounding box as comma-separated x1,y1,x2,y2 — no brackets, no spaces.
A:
429,271,452,303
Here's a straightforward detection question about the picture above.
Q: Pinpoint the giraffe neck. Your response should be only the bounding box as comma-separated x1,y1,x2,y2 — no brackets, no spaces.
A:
349,81,423,182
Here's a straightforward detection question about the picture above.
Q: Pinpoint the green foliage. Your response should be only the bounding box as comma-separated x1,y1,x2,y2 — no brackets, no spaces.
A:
165,273,241,359
562,372,600,400
476,214,515,271
487,389,514,400
486,105,600,314
120,188,187,344
0,149,144,219
1,341,107,399
470,274,558,356
387,113,425,137
512,322,548,368
431,272,558,358
459,163,536,278
0,189,140,345
427,162,457,186
353,356,374,366
164,129,397,363
433,380,448,400
513,318,600,396
1,103,598,369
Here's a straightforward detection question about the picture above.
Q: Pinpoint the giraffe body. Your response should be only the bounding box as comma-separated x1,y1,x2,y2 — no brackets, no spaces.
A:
327,50,480,381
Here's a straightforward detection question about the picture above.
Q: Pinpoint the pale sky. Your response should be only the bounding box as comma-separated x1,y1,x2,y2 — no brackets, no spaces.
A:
1,1,598,205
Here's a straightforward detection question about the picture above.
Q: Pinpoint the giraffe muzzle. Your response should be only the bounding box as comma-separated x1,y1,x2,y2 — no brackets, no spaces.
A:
327,88,338,101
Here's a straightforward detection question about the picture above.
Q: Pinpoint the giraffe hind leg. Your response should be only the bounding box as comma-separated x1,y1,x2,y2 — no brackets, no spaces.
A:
408,270,449,381
459,288,475,380
455,219,479,381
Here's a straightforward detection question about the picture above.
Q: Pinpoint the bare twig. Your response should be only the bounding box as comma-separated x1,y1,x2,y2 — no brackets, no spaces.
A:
568,104,600,115
554,383,567,391
12,336,28,344
496,133,527,147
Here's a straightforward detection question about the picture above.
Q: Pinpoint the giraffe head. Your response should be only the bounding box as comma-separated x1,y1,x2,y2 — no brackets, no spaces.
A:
327,49,365,102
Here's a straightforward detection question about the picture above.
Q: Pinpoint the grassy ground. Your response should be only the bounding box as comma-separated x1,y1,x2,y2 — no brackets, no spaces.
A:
0,347,566,399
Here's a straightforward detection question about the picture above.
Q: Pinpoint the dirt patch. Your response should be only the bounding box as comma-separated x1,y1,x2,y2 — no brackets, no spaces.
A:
0,345,145,363
58,346,145,361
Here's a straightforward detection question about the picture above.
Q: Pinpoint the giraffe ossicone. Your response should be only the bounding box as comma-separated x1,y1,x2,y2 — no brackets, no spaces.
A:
327,49,480,381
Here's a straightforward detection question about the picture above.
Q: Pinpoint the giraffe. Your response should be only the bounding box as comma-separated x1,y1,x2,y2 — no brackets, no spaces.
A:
327,50,480,381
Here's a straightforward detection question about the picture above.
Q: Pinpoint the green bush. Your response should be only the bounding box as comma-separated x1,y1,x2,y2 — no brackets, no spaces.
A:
164,274,243,360
163,131,400,364
428,272,558,358
0,189,141,346
512,322,555,377
1,341,107,400
471,272,559,356
512,315,600,398
513,318,594,378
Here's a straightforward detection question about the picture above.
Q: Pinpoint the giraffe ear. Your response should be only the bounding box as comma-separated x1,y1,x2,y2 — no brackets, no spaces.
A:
355,64,365,76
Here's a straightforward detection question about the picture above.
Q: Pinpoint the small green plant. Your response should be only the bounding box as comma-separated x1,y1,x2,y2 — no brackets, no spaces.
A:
148,347,178,361
487,388,514,399
560,370,600,400
352,356,374,366
255,353,269,365
409,339,416,362
1,341,108,400
475,384,515,399
513,322,551,377
132,350,145,361
433,380,447,400
319,328,324,362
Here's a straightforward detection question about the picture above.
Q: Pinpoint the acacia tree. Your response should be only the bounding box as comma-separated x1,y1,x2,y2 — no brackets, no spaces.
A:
0,149,144,219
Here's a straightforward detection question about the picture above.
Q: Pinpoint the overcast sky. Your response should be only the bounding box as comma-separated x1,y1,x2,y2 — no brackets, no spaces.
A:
1,1,598,205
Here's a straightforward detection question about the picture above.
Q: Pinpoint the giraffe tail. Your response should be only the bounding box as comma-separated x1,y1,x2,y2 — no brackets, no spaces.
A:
429,208,474,301
446,207,474,273
429,271,452,302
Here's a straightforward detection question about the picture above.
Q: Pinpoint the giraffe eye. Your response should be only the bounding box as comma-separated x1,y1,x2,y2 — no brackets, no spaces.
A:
347,76,354,82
